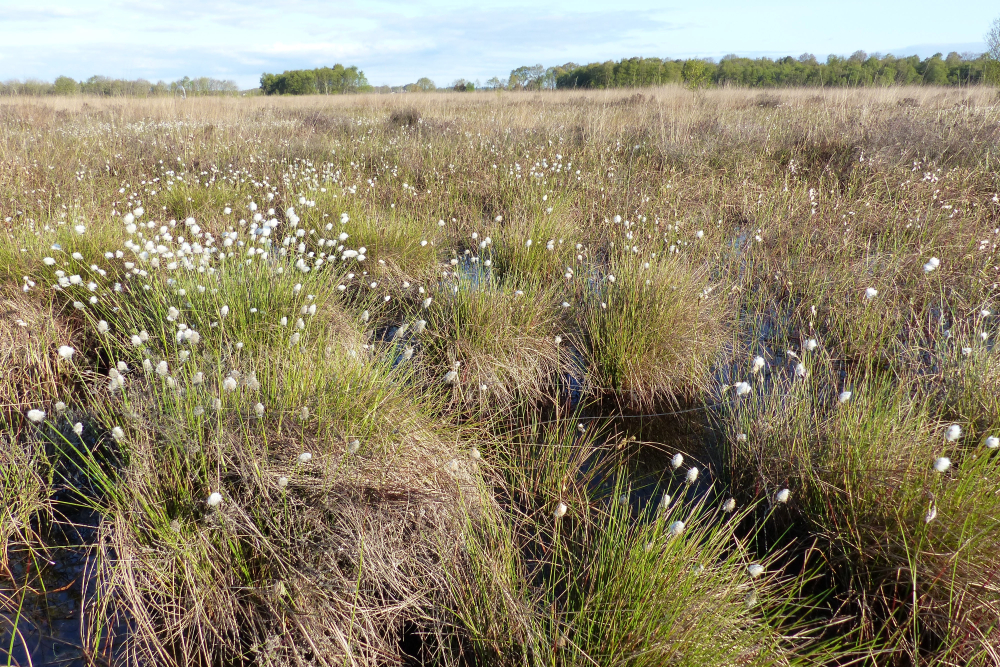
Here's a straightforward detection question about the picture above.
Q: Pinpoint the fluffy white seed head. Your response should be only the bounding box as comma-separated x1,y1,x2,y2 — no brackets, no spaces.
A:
671,453,683,469
723,498,736,512
865,287,878,300
839,390,852,403
553,502,568,518
933,456,951,473
57,345,75,360
775,488,791,503
206,492,223,507
748,563,765,578
945,424,961,442
925,504,937,523
27,409,45,423
298,452,312,464
986,436,999,449
668,520,685,536
685,467,699,484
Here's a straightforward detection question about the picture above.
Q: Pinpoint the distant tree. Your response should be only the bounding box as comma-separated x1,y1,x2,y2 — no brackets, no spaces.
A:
987,16,1000,84
259,65,369,95
52,76,79,95
415,77,436,92
922,54,949,85
485,76,504,89
681,59,711,88
509,64,545,90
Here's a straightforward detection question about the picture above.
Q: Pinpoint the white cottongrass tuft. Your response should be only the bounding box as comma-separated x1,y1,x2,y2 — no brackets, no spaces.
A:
945,424,961,442
925,503,937,523
986,436,999,449
865,287,878,300
748,563,765,578
298,452,312,464
73,422,84,435
155,360,168,376
804,338,818,352
277,476,288,488
734,381,751,396
347,439,361,454
839,390,852,403
723,498,737,512
923,257,940,273
206,492,223,507
112,426,124,440
751,356,765,374
223,376,238,391
97,320,109,334
667,520,685,537
775,488,791,503
220,305,229,318
933,456,951,473
671,453,684,469
299,406,309,420
795,362,808,378
57,345,75,360
553,502,568,518
255,403,265,417
55,401,66,412
74,224,86,235
422,297,433,309
686,467,699,484
444,369,458,384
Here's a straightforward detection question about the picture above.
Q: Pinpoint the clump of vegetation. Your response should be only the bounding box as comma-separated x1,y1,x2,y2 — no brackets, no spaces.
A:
583,253,725,406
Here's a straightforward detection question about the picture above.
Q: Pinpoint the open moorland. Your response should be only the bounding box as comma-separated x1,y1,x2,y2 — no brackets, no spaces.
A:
2,86,1000,666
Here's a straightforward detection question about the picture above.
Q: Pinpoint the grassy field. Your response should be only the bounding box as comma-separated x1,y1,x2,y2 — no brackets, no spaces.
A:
1,85,999,666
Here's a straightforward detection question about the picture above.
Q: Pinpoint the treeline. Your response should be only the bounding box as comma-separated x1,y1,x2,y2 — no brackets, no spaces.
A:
551,52,996,89
259,65,370,95
0,75,240,97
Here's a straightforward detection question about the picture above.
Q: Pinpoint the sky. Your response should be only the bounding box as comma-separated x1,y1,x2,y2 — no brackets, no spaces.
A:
0,1,995,89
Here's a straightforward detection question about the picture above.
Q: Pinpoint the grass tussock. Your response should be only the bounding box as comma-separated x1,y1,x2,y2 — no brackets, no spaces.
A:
583,255,726,407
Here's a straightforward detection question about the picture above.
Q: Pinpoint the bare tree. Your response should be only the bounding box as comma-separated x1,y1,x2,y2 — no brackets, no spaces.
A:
987,17,1000,84
989,17,1000,59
